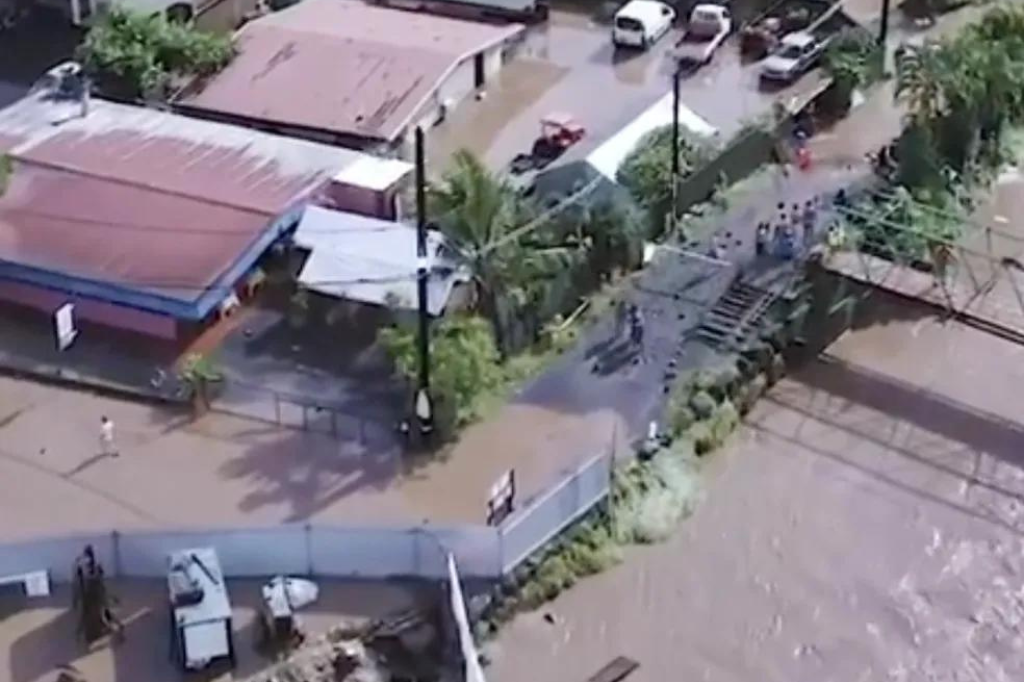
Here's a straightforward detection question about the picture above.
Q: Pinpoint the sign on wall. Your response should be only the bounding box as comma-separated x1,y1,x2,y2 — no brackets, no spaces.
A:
54,303,78,351
486,469,516,526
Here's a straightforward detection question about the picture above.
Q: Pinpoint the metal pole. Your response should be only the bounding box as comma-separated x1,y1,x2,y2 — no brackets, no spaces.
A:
878,0,891,46
414,128,434,437
671,66,681,233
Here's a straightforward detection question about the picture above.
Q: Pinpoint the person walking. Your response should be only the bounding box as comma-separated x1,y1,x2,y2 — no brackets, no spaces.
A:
802,200,818,245
99,416,118,458
755,222,771,256
628,304,645,361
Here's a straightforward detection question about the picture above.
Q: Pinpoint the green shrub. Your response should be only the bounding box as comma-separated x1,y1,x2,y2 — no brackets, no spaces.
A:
616,125,719,236
614,444,702,543
692,369,717,394
379,315,501,434
78,7,234,99
688,421,715,455
713,364,742,400
710,400,740,445
666,380,698,438
0,155,11,197
737,373,768,415
689,390,717,420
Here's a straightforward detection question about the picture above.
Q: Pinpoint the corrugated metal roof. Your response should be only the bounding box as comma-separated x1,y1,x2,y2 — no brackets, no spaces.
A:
0,93,413,318
0,94,401,211
293,206,468,315
0,162,271,306
180,0,524,142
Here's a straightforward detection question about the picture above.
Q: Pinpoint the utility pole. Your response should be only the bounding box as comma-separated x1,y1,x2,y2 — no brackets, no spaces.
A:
878,0,891,46
671,65,681,235
414,127,433,440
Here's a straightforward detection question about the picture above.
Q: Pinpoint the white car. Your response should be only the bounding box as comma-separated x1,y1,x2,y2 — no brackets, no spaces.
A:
760,31,827,83
613,0,676,50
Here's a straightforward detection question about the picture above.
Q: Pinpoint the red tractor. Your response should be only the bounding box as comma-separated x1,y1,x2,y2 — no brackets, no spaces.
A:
532,113,586,162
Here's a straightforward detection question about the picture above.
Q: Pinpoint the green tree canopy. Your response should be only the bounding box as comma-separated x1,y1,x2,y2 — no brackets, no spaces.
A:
78,8,234,99
616,125,717,236
428,150,585,353
378,314,501,434
894,5,1024,188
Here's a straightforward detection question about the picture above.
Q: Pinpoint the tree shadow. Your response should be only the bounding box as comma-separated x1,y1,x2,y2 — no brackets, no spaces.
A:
216,422,407,523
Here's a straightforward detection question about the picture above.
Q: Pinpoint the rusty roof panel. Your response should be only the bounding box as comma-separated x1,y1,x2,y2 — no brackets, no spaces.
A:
0,163,269,303
180,0,523,142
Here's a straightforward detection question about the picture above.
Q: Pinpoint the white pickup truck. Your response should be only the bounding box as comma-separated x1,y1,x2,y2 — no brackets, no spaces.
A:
673,4,733,67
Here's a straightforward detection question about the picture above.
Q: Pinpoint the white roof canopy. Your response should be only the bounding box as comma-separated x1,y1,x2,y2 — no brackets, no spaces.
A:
293,206,468,315
586,91,718,181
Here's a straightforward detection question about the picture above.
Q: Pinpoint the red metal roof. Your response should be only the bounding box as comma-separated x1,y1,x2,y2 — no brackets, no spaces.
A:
180,0,523,142
0,162,270,302
22,128,326,216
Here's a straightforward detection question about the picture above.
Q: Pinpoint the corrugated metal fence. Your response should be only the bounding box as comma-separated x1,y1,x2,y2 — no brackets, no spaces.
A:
0,453,611,584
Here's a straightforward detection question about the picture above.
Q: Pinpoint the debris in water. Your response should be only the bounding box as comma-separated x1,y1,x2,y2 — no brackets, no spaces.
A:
793,643,819,659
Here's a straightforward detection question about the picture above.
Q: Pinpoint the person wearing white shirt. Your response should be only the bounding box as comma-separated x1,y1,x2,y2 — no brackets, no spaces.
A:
99,416,118,457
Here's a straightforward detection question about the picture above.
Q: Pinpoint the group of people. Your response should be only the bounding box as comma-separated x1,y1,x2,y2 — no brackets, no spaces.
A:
755,199,822,260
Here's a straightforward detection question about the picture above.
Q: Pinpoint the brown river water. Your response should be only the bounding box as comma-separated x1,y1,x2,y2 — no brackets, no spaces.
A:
487,295,1024,682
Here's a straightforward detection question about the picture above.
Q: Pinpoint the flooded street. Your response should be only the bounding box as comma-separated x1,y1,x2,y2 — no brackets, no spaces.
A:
488,296,1024,682
429,9,821,172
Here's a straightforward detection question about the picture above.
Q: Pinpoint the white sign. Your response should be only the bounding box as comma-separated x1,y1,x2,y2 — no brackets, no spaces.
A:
54,303,78,351
486,469,516,526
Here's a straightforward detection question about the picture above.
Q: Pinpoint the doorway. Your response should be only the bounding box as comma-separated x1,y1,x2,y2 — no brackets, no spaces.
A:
473,52,485,89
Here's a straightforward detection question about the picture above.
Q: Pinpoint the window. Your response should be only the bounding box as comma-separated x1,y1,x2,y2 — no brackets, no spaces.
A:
616,16,644,31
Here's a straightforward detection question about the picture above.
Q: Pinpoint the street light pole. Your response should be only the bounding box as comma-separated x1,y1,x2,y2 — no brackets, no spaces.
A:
414,127,433,438
878,0,891,46
671,64,681,235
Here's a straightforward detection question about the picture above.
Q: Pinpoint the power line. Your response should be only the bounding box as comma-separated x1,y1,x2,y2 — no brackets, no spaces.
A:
5,207,420,236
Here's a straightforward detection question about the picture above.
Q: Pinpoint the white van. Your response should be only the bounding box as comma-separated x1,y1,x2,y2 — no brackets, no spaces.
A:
613,0,676,50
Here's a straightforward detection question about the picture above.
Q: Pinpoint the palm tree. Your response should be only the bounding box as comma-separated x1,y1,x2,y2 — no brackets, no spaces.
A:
428,150,581,354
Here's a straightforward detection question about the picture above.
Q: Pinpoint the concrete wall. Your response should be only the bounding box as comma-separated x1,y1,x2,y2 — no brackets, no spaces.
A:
0,279,180,340
195,0,261,31
322,182,399,220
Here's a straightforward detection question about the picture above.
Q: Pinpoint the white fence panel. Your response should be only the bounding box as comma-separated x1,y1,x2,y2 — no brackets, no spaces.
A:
0,533,112,582
308,526,419,578
413,526,502,580
116,527,309,577
499,454,611,573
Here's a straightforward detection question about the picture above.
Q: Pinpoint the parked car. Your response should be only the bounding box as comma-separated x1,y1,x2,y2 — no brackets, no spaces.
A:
613,0,676,49
759,30,828,83
673,3,733,67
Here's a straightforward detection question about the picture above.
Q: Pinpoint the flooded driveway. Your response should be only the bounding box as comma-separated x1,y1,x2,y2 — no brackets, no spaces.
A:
429,9,823,172
487,295,1024,682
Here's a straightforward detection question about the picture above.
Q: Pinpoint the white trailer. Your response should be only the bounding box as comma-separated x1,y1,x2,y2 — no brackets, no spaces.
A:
167,548,235,672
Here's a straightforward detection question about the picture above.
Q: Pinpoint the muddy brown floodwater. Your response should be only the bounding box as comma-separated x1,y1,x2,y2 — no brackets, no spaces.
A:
487,295,1024,682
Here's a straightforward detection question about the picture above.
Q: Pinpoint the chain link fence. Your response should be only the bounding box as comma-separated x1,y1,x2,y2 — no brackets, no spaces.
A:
214,379,396,447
